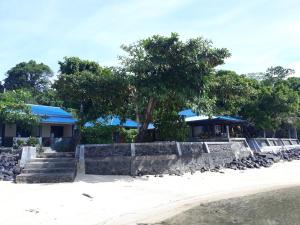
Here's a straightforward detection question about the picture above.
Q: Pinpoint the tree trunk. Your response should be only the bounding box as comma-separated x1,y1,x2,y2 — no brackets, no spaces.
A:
288,127,291,139
74,122,84,148
136,98,156,142
272,130,276,138
293,126,298,139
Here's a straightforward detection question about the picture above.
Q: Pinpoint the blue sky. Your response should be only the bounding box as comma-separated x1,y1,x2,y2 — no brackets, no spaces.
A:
1,0,300,80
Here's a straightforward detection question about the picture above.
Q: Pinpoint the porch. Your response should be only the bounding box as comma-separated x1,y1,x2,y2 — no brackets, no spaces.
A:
186,116,246,142
0,123,74,149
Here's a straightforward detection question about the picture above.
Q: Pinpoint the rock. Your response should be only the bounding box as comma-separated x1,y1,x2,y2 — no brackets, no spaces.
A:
0,152,21,182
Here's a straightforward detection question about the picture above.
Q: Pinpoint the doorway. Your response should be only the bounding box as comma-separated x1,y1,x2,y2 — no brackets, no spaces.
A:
51,126,64,138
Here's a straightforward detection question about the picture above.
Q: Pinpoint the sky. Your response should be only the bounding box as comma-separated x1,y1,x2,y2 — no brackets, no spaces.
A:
0,0,300,80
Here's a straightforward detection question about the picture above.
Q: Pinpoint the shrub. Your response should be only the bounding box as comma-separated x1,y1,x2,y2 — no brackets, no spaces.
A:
120,128,138,143
26,137,39,146
81,124,139,144
81,124,116,144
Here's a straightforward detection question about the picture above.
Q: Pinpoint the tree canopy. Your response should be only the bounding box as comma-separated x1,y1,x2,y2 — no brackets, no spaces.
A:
209,70,259,115
120,33,230,141
242,79,300,134
262,66,295,85
4,60,53,92
0,90,39,126
53,57,129,143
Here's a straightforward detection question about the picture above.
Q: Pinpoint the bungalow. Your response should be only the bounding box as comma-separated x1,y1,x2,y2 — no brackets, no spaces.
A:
179,109,247,141
0,104,76,147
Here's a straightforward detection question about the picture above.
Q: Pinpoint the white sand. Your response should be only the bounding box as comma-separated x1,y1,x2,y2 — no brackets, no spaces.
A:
1,160,300,225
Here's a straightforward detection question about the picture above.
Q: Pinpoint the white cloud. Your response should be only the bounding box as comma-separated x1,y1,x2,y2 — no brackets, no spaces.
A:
288,61,300,77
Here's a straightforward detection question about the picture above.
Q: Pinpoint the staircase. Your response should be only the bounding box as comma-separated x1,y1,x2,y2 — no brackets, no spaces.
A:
16,152,77,183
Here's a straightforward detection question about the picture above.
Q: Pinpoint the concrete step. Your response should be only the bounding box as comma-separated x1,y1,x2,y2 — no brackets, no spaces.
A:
22,167,75,174
16,172,76,183
30,158,76,163
24,161,76,169
19,151,77,183
37,152,75,158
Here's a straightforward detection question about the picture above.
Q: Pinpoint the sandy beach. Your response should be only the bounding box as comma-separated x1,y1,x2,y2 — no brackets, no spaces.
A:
1,160,300,225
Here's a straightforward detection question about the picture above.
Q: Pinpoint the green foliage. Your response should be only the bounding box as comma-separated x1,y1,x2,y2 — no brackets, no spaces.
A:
26,136,39,146
120,33,230,141
81,124,116,144
154,115,189,141
4,60,53,92
242,82,300,131
209,70,259,115
0,90,40,125
54,57,129,128
14,139,25,149
81,123,139,144
153,96,189,141
119,128,138,143
13,137,39,149
58,57,102,75
34,88,63,106
263,66,295,85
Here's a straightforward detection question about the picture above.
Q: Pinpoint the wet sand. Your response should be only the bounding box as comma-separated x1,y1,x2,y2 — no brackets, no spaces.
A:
150,186,300,225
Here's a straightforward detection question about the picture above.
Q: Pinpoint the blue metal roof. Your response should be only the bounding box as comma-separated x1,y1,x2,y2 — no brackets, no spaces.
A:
28,104,76,124
85,116,155,129
178,109,197,117
216,116,245,123
186,115,246,124
85,109,245,129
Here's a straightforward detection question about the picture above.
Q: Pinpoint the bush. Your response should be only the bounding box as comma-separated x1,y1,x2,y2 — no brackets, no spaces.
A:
81,124,139,144
155,117,189,142
13,139,25,149
26,137,39,147
81,124,116,144
120,128,138,143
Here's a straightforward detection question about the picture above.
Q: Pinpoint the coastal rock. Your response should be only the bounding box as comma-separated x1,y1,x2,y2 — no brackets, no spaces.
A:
0,152,21,182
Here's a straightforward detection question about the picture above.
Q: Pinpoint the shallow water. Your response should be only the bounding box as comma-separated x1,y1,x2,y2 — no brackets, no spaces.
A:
150,186,300,225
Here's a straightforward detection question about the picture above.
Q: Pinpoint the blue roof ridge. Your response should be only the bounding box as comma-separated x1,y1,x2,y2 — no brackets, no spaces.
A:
26,103,62,109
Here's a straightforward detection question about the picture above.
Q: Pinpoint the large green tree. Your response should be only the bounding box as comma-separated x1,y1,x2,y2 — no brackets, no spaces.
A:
53,57,129,143
120,33,230,141
0,90,39,126
4,60,53,92
209,70,259,115
262,66,295,85
242,82,299,136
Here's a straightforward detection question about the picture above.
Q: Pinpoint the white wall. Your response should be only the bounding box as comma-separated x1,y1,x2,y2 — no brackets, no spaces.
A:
41,124,51,137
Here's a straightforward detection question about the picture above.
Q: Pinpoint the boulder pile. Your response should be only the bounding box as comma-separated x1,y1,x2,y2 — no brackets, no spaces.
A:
0,152,21,181
225,148,300,170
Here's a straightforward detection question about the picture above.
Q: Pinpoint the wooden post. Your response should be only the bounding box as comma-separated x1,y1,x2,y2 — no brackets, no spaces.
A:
226,125,230,139
293,127,298,139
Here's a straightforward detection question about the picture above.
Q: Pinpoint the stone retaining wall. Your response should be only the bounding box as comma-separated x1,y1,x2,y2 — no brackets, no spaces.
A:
80,141,252,176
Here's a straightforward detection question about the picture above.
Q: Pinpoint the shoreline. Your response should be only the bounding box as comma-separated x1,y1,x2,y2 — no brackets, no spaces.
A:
137,183,300,225
1,160,300,225
146,186,300,225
